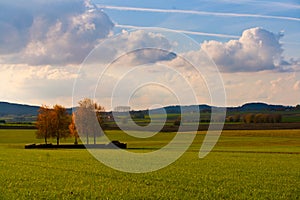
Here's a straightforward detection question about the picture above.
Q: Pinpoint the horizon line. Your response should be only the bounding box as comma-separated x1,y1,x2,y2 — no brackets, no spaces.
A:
0,100,297,110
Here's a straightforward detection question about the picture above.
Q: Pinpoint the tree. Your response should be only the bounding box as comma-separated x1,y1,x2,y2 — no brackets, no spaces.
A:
245,113,282,123
75,98,105,144
52,105,71,145
226,114,241,123
36,105,54,144
232,114,241,122
273,114,282,123
253,113,264,123
243,113,254,124
36,105,71,145
69,113,79,145
174,116,181,126
226,116,234,122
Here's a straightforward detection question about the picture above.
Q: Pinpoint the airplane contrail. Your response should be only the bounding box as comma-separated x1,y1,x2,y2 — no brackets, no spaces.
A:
115,24,240,39
97,5,300,22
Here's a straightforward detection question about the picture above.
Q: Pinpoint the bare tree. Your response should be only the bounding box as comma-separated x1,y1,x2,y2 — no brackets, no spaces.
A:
75,98,105,144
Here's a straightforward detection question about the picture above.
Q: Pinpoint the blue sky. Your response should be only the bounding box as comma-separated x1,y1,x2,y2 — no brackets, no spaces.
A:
0,0,299,108
95,0,300,58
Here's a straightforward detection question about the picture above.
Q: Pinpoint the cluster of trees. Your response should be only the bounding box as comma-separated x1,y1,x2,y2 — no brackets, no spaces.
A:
36,98,104,145
36,105,70,145
174,116,181,126
226,113,282,123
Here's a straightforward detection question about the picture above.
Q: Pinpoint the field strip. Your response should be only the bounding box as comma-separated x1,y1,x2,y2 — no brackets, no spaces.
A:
211,150,300,154
124,147,300,154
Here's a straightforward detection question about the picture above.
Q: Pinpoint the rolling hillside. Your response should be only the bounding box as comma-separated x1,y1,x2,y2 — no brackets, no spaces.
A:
0,101,298,123
0,102,40,116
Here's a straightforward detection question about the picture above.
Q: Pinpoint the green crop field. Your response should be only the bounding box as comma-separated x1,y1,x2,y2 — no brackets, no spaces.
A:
0,129,299,199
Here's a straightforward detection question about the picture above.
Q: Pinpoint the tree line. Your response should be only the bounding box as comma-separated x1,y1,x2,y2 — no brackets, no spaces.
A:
36,98,104,145
226,113,282,123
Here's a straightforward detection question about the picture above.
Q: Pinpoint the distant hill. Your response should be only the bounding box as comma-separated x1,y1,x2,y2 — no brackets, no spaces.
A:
0,101,295,118
0,102,40,116
231,102,291,112
150,102,292,114
0,102,72,117
150,104,213,114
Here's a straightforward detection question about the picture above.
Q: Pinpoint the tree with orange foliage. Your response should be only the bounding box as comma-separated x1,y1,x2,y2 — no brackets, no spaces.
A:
52,105,71,145
36,104,71,145
36,105,55,144
243,113,254,123
69,113,79,145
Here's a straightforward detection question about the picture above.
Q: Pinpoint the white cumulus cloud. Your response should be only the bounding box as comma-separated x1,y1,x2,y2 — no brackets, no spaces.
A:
201,27,285,72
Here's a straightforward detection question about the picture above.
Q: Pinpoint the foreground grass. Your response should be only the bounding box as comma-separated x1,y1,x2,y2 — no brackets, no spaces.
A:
0,129,299,199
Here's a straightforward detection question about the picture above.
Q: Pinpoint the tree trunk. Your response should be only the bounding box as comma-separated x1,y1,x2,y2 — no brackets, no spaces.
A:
74,136,78,145
57,132,60,145
45,137,47,144
94,134,96,144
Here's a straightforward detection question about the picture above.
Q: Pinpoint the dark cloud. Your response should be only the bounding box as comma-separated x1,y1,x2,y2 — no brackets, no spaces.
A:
0,3,33,54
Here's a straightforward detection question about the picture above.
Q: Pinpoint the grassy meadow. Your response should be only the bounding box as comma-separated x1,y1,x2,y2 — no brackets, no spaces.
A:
0,129,299,199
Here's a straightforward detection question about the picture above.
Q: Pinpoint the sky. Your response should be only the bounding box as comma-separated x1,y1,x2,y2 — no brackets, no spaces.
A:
0,0,299,109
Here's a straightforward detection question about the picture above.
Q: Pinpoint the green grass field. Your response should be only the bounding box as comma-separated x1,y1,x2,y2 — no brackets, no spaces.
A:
0,129,299,199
